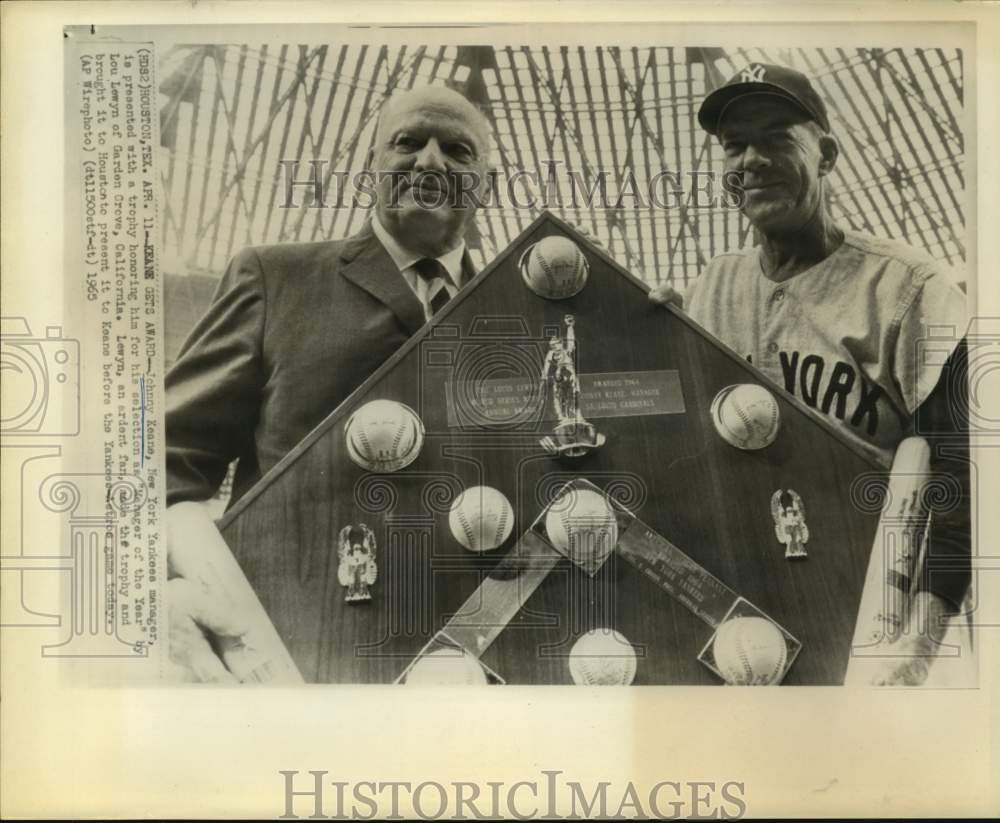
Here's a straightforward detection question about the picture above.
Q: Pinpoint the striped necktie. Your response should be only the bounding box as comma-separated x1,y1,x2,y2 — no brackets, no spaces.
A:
414,257,452,320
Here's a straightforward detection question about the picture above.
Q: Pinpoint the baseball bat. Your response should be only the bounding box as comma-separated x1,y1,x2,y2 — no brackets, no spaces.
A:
167,502,304,684
845,436,931,683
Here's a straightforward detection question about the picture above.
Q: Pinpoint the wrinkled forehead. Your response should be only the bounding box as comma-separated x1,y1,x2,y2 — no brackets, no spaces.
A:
378,95,489,147
717,94,814,139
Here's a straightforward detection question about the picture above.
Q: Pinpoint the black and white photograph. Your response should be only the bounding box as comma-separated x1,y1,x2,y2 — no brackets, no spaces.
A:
154,31,975,689
2,2,998,819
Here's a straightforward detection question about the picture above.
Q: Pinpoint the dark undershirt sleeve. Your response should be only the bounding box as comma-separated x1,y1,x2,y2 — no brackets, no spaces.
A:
909,337,971,612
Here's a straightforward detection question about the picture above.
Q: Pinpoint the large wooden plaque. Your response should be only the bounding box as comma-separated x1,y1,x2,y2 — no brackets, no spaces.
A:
218,213,887,685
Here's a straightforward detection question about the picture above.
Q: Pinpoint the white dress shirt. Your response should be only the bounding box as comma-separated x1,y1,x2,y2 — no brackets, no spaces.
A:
371,217,465,318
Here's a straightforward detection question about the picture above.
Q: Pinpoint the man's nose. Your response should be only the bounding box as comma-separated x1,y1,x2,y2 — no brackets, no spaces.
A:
741,142,770,172
414,138,447,172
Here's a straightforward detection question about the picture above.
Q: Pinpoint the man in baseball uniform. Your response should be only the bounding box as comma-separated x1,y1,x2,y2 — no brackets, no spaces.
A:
651,64,970,686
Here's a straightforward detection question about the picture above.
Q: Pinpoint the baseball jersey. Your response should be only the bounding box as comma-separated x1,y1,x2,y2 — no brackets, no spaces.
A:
686,230,967,465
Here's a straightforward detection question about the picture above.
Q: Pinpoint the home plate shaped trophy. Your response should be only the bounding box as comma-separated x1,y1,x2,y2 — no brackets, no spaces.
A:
210,212,902,685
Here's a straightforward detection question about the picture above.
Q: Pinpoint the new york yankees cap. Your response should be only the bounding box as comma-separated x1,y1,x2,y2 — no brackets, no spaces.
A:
698,63,831,136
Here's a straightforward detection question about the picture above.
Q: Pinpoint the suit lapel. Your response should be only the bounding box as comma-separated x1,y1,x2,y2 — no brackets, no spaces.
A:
339,223,481,332
339,223,425,335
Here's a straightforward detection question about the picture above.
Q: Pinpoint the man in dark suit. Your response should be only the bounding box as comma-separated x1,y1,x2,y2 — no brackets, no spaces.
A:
167,85,490,507
166,85,492,681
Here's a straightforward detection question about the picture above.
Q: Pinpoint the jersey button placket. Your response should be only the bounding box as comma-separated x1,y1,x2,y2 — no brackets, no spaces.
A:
762,286,786,360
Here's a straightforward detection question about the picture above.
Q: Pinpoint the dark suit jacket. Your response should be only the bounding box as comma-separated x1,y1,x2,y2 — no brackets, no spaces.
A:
166,223,475,507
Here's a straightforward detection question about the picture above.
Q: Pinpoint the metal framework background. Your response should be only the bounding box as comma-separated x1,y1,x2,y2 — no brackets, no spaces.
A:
160,44,965,360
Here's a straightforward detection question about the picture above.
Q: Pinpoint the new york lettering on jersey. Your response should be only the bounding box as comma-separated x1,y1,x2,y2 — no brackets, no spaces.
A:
742,349,886,437
685,231,966,464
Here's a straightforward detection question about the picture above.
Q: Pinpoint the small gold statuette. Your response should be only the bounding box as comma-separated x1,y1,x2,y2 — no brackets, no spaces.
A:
338,523,378,602
771,489,809,559
539,315,605,458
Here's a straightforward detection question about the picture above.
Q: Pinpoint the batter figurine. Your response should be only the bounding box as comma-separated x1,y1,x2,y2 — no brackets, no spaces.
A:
540,315,582,424
338,524,378,603
771,489,809,559
539,315,605,458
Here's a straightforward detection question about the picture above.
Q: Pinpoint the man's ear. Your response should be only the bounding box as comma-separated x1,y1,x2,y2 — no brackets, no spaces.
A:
817,133,839,177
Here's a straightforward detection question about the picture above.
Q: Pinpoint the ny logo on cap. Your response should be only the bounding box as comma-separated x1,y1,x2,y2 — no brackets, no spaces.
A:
741,64,767,83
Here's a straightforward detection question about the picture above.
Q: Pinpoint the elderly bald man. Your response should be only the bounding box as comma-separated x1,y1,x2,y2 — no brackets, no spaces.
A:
164,86,492,681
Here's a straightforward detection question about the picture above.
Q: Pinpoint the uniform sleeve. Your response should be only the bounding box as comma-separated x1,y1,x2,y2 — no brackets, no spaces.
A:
893,265,967,414
910,338,971,612
683,260,712,328
165,247,267,505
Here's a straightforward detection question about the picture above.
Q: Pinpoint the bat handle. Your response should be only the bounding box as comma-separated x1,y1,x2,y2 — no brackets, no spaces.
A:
845,437,931,682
